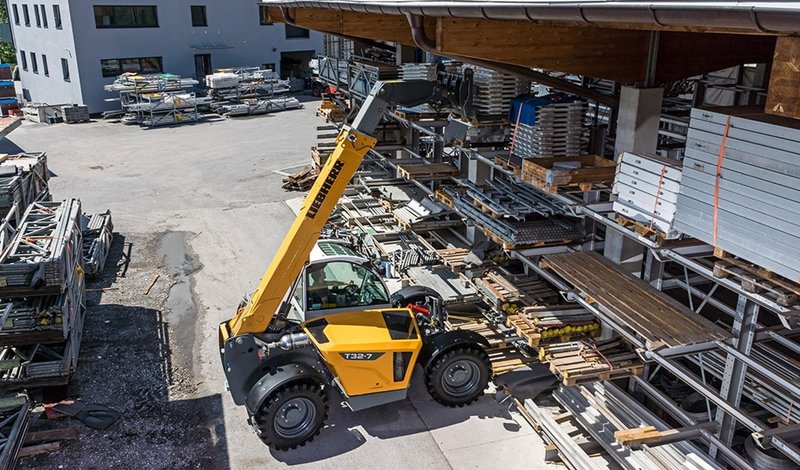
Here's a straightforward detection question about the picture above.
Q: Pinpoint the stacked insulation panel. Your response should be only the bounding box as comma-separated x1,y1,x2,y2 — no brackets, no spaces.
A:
466,66,529,116
674,107,800,282
613,152,683,238
509,94,588,158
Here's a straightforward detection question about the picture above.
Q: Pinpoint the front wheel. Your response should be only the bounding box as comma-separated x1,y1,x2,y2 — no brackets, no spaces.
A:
425,347,491,407
251,382,328,450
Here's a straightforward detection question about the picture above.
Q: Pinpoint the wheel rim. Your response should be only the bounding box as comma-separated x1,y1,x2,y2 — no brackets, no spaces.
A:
274,397,317,439
442,359,481,397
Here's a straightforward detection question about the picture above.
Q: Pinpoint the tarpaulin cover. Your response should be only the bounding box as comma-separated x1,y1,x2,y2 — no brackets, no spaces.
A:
508,93,578,127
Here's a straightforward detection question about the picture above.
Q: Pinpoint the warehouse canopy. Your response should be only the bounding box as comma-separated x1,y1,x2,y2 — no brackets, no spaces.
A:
261,1,793,83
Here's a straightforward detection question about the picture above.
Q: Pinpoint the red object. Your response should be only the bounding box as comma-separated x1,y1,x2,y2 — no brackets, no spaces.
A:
407,303,431,318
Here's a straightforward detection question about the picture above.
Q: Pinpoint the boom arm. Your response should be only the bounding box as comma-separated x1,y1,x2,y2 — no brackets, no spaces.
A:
224,80,457,337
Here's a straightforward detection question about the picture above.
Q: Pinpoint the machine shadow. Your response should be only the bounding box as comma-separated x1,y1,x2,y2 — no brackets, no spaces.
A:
0,138,26,154
269,370,519,465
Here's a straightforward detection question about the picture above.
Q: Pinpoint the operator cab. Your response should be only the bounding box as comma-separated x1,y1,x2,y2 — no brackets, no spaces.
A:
285,240,391,322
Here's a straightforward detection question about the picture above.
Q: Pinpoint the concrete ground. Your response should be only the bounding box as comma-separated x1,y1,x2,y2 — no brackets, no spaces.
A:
3,105,560,469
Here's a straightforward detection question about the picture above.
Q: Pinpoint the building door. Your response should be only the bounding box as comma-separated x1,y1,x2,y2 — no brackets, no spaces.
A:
194,54,211,78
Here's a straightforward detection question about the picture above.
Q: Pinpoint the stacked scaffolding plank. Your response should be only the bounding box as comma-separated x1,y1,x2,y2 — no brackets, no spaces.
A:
81,211,113,277
613,152,683,241
509,94,589,158
466,66,529,117
675,107,800,283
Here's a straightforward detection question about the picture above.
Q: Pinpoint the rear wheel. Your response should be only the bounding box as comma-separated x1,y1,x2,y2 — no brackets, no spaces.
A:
251,382,328,450
425,347,490,407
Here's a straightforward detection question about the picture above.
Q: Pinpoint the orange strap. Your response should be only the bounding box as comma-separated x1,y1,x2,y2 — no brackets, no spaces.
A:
507,102,526,165
713,116,732,246
649,164,667,230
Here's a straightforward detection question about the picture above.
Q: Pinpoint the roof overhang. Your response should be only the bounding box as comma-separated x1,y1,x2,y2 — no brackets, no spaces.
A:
262,2,782,84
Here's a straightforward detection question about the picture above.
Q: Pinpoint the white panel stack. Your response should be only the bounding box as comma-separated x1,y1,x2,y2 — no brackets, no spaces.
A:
466,65,529,116
613,152,682,238
399,63,438,81
205,72,239,89
674,107,800,282
512,101,588,158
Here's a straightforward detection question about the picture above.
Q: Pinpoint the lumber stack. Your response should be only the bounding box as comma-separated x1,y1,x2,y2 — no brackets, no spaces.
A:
539,339,644,386
282,167,316,192
674,107,800,283
613,152,683,241
507,305,601,347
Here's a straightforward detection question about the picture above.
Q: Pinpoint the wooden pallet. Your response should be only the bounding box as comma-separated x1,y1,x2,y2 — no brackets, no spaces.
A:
616,215,669,245
447,317,536,375
480,271,559,310
433,189,454,209
493,156,522,176
540,339,644,386
506,312,600,348
521,155,615,193
436,247,471,272
713,248,800,307
396,163,459,181
482,226,571,251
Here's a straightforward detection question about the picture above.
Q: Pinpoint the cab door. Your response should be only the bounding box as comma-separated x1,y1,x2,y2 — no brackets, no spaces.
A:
302,309,422,397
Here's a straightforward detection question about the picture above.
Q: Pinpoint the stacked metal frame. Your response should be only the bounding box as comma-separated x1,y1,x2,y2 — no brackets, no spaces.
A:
81,211,114,277
675,108,800,282
509,96,588,158
466,65,529,117
0,153,50,218
0,393,30,470
0,200,82,297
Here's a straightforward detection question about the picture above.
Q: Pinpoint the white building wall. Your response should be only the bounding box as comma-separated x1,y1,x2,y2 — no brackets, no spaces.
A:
10,0,323,112
9,1,84,106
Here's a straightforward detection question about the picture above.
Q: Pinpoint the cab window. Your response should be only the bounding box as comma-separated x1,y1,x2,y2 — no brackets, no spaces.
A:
306,261,389,311
286,277,304,322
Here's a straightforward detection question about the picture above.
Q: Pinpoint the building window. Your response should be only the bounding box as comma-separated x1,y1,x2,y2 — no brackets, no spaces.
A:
53,5,62,28
190,5,206,27
285,24,309,39
12,5,19,25
34,4,40,26
31,52,38,73
94,5,158,28
100,56,163,77
22,4,30,26
262,63,275,72
42,54,49,76
41,5,48,28
19,51,27,70
259,5,272,25
61,58,69,81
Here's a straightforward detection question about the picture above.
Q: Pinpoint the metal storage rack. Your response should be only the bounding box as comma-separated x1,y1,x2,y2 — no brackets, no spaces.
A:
314,51,800,467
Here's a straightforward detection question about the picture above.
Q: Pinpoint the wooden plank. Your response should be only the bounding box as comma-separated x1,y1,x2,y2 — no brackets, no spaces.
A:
24,427,77,444
541,252,730,349
18,442,61,458
766,36,800,120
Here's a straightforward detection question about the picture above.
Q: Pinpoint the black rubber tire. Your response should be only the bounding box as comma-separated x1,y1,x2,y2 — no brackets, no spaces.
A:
251,382,328,450
425,347,491,407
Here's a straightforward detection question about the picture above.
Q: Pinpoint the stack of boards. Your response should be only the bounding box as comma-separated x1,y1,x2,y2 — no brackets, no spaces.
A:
674,107,800,282
613,152,683,238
